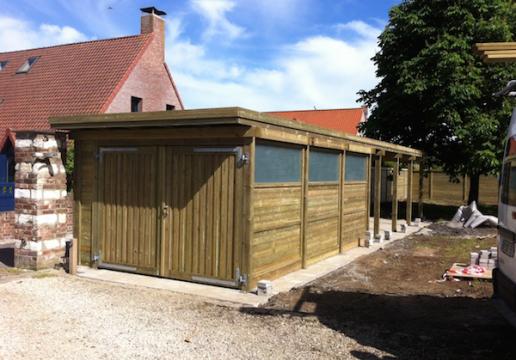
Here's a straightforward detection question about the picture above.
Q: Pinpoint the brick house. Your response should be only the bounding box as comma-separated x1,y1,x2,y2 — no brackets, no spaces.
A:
0,7,183,268
267,107,367,136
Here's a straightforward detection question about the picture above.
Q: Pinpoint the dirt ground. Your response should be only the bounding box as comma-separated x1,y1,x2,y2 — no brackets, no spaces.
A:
1,223,514,359
264,222,515,359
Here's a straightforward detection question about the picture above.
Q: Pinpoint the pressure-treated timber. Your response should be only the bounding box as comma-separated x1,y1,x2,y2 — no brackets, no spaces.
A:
392,157,399,232
342,182,367,250
373,154,382,237
251,185,302,285
60,107,423,291
51,107,423,157
338,151,345,252
160,148,240,282
97,147,159,273
301,146,309,269
406,160,414,225
366,154,372,231
305,183,340,265
418,163,424,219
474,42,516,63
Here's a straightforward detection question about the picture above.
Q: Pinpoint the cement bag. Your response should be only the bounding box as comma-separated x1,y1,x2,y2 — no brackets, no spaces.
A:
452,206,465,222
464,209,482,228
470,215,498,228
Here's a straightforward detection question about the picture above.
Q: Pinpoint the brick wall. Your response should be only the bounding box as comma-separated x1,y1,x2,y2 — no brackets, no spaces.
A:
0,211,14,241
106,14,183,113
13,132,71,269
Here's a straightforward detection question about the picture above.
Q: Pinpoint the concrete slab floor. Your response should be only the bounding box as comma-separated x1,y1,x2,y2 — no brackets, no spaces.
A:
77,217,430,308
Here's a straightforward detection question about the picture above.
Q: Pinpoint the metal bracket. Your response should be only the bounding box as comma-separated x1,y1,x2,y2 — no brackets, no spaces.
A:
235,267,248,287
193,147,248,167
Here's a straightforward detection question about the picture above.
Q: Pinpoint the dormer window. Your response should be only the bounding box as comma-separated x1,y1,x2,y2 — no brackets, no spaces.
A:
0,61,8,71
16,56,39,74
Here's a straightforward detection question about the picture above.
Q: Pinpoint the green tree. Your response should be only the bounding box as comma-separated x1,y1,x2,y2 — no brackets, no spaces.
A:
358,0,516,203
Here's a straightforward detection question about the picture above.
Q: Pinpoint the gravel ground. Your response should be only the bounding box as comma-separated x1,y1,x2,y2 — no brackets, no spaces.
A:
0,275,392,360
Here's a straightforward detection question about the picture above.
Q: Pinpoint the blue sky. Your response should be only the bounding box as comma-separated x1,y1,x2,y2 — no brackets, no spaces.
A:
0,0,401,110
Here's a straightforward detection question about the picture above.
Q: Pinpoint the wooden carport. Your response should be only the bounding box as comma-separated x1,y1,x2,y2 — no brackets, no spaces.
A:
50,108,422,291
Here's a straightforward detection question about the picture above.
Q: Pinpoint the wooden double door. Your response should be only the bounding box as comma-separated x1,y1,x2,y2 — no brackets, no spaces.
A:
96,146,242,287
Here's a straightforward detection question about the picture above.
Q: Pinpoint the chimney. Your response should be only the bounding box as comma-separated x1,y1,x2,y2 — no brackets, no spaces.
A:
140,7,166,60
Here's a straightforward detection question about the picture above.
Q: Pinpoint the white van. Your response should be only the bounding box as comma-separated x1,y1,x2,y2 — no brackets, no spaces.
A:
494,80,516,326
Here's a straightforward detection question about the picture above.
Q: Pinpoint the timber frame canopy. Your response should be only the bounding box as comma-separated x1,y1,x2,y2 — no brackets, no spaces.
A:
474,42,516,63
50,107,422,291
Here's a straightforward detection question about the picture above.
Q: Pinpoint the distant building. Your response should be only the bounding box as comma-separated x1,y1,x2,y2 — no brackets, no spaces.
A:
267,107,367,136
0,7,183,268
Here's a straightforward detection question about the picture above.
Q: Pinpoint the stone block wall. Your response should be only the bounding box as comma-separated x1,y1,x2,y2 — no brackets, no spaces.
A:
13,132,72,269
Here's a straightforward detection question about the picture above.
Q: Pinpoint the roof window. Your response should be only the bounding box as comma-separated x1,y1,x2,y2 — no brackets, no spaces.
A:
0,61,7,71
16,56,39,74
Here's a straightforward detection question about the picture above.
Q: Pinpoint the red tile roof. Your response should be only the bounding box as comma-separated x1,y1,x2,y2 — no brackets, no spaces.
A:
267,108,366,135
0,34,153,145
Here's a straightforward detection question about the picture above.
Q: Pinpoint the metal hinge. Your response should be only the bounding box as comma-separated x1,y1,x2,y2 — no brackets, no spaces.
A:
235,267,248,287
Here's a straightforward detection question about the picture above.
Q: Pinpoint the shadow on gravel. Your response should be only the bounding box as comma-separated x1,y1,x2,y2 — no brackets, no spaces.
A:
241,287,516,359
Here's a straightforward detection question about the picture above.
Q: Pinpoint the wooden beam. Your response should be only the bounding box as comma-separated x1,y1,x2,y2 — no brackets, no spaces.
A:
392,157,399,232
406,160,414,226
374,154,382,238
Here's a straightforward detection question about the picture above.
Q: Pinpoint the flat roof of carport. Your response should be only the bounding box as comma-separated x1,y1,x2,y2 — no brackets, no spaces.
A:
50,107,422,158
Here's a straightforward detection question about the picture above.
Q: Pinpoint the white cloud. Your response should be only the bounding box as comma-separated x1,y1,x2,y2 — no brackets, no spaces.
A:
191,0,246,41
0,16,88,52
167,19,381,110
336,20,382,40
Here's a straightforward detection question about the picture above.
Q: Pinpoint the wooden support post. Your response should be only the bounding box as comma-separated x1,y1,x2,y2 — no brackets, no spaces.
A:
366,154,372,230
301,145,310,269
418,163,424,219
406,159,414,225
69,238,78,275
338,151,345,253
374,153,382,238
392,157,399,232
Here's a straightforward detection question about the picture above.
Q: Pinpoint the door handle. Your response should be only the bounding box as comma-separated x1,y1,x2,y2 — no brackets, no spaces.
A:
162,205,169,218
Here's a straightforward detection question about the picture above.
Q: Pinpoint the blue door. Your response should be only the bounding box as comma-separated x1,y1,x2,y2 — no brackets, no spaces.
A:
0,154,14,212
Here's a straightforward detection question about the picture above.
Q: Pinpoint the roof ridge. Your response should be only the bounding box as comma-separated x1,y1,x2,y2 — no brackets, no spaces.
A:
0,33,151,55
268,107,364,113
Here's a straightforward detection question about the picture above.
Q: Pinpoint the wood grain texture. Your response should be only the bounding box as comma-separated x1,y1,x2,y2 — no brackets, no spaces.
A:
160,149,240,282
305,183,339,265
75,141,96,265
251,186,302,282
98,148,158,272
342,182,367,249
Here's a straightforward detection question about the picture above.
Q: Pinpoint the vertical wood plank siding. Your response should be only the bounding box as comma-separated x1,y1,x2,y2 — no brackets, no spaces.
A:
98,148,158,272
160,149,239,281
76,141,95,265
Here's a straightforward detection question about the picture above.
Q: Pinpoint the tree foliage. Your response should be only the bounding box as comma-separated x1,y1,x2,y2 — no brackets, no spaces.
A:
358,0,516,200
